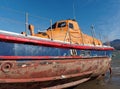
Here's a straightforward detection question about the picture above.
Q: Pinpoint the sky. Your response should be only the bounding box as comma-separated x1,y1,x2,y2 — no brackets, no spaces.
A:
0,0,120,42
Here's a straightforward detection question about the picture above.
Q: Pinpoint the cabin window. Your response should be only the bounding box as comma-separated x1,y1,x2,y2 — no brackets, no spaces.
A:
69,23,74,29
52,23,57,29
47,23,56,29
58,22,66,28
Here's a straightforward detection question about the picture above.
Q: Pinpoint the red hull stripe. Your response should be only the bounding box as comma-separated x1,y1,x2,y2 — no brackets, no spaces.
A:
0,33,114,51
0,56,83,60
0,56,108,60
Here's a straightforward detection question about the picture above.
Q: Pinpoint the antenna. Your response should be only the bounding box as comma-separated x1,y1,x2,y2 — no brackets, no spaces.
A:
25,12,28,36
91,25,96,38
73,0,76,20
91,25,96,45
99,32,102,41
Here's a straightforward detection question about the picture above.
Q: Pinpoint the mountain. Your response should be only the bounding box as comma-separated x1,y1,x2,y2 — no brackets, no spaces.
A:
110,39,120,50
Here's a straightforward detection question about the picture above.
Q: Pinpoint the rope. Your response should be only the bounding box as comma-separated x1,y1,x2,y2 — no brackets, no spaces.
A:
0,16,24,25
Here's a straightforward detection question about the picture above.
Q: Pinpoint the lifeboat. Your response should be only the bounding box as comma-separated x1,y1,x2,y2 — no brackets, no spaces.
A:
28,19,102,45
0,19,114,89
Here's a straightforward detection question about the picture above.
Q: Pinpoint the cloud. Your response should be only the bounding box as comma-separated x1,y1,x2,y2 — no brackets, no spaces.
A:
95,1,120,41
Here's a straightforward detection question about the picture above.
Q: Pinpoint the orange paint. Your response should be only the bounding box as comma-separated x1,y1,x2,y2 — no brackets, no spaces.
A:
29,19,102,45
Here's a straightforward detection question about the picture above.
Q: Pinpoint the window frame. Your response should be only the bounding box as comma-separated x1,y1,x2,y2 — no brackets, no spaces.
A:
69,23,74,29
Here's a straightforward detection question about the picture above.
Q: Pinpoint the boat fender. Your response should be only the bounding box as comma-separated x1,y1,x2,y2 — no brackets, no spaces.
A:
1,62,13,73
29,24,35,36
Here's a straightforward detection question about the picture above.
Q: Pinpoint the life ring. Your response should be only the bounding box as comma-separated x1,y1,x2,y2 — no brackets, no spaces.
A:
1,62,13,73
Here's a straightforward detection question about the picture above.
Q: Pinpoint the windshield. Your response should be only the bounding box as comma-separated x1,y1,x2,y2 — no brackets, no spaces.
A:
47,23,56,30
58,22,66,28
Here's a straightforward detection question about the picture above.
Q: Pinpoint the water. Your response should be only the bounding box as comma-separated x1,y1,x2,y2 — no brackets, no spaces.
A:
74,51,120,89
73,75,120,89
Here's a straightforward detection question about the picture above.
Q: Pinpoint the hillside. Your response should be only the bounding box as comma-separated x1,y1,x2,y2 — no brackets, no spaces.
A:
104,39,120,50
109,39,120,50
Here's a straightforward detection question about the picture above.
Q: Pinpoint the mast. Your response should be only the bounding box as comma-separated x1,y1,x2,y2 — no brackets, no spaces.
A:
73,0,76,20
91,25,96,45
25,12,28,36
50,19,53,40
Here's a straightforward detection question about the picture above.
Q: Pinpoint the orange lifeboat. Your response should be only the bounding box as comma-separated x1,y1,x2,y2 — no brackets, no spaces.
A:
28,19,102,46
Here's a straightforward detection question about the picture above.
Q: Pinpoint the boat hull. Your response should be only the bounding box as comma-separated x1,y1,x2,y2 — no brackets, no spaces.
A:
0,31,113,88
0,57,111,88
